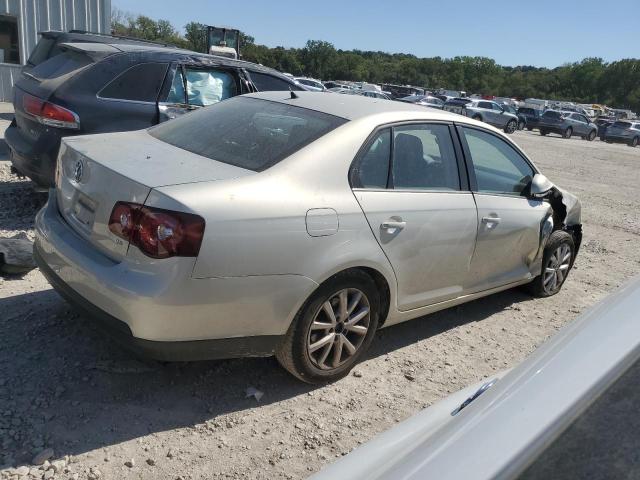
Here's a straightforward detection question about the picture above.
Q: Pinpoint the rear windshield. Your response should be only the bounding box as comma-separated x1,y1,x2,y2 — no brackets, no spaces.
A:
27,50,93,81
149,96,348,172
613,121,632,128
27,36,58,66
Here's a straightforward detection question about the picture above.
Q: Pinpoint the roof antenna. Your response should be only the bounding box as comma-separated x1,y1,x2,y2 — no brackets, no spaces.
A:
289,88,299,100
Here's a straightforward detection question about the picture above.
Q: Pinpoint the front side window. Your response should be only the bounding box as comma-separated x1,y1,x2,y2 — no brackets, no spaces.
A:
392,124,460,191
351,129,391,189
100,62,168,102
461,127,534,196
149,96,347,172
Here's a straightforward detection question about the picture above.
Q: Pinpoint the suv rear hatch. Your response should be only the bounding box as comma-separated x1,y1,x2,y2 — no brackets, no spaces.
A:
56,130,253,261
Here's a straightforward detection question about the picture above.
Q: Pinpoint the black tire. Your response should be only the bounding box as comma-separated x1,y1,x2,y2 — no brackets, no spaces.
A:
629,136,639,147
276,270,380,383
504,119,517,134
472,114,482,122
563,127,572,139
526,230,575,298
540,129,547,136
586,130,596,141
527,127,533,131
518,120,525,130
599,136,605,141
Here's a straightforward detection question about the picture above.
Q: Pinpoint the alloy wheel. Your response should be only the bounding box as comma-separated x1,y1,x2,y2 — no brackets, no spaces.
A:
543,244,572,294
506,120,517,133
306,288,371,370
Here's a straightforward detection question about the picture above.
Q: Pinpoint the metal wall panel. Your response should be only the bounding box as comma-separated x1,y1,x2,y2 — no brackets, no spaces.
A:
0,0,111,101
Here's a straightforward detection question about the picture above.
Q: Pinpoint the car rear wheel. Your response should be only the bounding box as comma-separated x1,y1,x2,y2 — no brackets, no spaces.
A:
540,129,547,136
586,130,596,141
276,270,380,383
527,127,533,131
504,120,517,134
472,114,482,122
563,127,573,139
629,137,639,147
526,230,575,297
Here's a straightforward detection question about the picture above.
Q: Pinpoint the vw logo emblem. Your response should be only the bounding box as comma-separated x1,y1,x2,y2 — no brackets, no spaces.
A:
73,160,84,183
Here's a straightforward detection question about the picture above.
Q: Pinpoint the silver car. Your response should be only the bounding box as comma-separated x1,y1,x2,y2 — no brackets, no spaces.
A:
603,120,640,147
538,110,598,140
34,92,582,383
445,99,519,133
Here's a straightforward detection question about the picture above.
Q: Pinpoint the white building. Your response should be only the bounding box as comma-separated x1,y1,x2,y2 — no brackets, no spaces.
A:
0,0,111,101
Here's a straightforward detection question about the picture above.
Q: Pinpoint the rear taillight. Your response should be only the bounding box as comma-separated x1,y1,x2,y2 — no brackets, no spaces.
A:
108,202,205,259
22,93,80,129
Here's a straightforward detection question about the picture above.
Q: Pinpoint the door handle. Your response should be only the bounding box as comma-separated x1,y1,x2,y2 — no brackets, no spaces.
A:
481,216,501,229
381,221,406,230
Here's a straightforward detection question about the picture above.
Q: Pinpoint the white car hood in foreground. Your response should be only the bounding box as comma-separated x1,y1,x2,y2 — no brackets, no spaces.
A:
312,276,640,480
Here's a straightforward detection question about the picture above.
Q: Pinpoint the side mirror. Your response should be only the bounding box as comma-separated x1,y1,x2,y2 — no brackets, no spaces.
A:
529,173,554,198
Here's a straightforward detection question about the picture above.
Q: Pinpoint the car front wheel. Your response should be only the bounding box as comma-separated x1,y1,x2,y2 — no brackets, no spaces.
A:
563,127,573,139
276,270,380,383
504,120,517,134
527,230,575,297
629,136,639,147
586,130,596,141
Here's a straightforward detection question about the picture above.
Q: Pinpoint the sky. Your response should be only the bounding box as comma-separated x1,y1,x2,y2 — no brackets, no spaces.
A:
113,0,639,68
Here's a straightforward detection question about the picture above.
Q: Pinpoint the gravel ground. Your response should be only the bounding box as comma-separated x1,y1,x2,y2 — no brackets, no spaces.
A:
1,115,639,480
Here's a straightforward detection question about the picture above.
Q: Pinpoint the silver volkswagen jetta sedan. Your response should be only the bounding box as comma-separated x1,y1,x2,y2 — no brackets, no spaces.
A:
34,92,582,383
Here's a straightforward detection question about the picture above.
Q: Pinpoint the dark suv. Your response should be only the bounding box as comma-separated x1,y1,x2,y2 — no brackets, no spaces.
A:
516,107,542,131
8,42,302,187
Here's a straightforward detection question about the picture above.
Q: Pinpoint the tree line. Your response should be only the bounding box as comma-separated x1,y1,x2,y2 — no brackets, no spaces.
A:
110,10,640,112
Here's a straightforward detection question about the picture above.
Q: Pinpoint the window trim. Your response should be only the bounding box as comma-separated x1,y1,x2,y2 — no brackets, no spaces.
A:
349,120,470,193
455,123,539,198
97,62,170,105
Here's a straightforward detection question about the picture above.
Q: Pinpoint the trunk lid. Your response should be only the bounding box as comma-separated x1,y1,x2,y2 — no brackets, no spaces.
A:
56,130,254,261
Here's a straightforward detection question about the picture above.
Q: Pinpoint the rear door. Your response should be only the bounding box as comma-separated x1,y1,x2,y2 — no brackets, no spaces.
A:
157,63,243,122
351,123,478,310
458,125,551,292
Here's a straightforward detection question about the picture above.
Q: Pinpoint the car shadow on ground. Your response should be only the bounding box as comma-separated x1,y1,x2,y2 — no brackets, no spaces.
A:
0,285,531,465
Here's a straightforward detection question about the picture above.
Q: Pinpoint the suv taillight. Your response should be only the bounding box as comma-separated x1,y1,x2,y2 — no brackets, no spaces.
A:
108,202,205,259
22,93,80,129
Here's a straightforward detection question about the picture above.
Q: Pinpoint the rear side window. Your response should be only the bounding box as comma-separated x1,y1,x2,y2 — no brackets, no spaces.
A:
166,67,237,106
249,71,300,91
28,51,93,80
613,121,631,128
100,63,168,102
149,96,347,171
543,111,561,119
351,129,391,189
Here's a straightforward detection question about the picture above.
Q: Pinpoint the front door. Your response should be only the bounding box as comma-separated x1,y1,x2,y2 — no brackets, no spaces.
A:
458,125,552,292
351,123,478,311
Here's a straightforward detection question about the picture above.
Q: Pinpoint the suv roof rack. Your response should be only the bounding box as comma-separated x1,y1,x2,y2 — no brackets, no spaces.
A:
63,29,178,48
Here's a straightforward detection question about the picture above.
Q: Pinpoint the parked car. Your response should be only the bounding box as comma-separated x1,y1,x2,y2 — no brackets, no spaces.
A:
603,120,640,147
357,90,391,100
8,42,302,188
34,92,581,383
380,84,425,99
499,104,528,129
24,29,177,73
517,107,542,131
324,81,351,90
311,275,640,479
397,95,444,109
294,77,326,91
538,110,597,140
595,117,616,140
444,99,519,134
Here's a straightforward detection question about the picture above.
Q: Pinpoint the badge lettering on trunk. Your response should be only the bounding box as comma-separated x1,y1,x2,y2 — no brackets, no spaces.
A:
73,160,84,183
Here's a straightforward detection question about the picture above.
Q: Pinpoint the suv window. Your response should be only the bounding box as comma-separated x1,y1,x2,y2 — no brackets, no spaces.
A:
176,67,237,106
478,101,493,109
249,71,298,91
351,129,391,189
392,124,460,191
100,63,168,102
27,50,93,80
543,111,561,119
149,96,347,172
27,35,57,66
461,127,534,196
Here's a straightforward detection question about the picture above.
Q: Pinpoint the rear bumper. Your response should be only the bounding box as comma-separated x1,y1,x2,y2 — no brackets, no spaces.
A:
34,192,318,360
5,119,63,187
604,135,632,143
